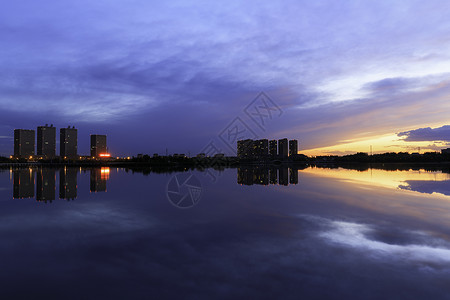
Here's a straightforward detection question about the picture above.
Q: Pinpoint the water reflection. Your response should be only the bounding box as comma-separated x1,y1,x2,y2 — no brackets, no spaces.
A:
90,167,109,193
399,180,450,196
237,166,300,186
36,168,56,203
60,168,77,200
302,166,450,197
13,168,34,199
11,167,111,202
3,165,450,298
9,165,450,202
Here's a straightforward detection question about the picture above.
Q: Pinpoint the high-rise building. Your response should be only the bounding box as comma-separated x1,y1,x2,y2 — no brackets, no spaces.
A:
90,134,107,157
269,140,277,157
278,138,288,158
237,139,254,158
253,139,268,158
289,140,298,157
14,129,35,158
37,124,56,158
60,126,78,159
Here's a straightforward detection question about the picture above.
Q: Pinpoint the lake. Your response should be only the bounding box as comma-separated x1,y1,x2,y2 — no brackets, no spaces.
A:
1,165,450,299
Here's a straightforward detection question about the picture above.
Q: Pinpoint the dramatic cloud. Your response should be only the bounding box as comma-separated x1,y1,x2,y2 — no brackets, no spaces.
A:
2,0,450,155
398,125,450,142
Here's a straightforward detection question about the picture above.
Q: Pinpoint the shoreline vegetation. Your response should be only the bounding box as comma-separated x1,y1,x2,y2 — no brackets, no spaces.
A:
2,152,450,174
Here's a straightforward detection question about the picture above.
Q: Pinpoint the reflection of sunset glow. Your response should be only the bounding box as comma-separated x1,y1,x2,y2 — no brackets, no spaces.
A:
301,167,450,190
100,167,110,180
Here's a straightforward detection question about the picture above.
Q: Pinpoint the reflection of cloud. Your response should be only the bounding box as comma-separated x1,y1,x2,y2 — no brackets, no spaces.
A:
321,220,450,263
398,125,450,142
399,180,450,197
301,167,450,190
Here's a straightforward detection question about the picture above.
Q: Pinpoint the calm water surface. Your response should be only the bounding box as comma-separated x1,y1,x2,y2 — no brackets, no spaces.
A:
1,166,450,299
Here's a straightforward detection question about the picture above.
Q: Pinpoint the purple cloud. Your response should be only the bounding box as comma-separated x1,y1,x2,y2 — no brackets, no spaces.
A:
398,126,450,142
2,0,450,156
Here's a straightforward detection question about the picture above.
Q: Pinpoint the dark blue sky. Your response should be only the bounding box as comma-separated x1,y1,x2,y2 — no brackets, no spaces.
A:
2,0,450,156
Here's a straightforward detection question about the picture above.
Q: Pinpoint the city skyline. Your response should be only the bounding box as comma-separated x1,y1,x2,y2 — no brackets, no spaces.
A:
13,125,108,158
1,1,450,157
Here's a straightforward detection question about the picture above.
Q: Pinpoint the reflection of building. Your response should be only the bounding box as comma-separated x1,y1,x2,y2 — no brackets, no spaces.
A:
60,168,77,200
60,127,78,158
238,167,254,185
289,167,298,184
279,167,289,186
254,166,269,185
269,140,277,157
269,167,278,184
13,169,35,199
14,129,35,158
238,166,298,186
289,140,298,157
238,166,268,185
37,125,56,158
278,138,288,158
36,168,55,202
90,167,109,192
90,135,107,157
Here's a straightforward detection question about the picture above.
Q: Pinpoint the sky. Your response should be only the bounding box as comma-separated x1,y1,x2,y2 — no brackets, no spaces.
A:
1,0,450,156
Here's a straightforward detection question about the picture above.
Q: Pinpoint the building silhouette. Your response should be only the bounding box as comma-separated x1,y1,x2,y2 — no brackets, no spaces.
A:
60,126,78,159
13,168,35,199
237,139,254,158
253,139,268,158
278,138,288,158
36,168,55,202
238,138,299,160
269,140,277,157
37,125,56,158
60,168,78,200
14,129,35,158
90,134,107,157
289,140,298,157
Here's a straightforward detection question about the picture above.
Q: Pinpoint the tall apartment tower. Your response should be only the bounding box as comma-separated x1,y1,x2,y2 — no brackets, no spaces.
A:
253,139,268,158
14,129,35,158
60,126,78,159
278,138,288,158
37,124,56,158
269,140,277,157
289,140,298,157
90,135,107,157
237,139,253,158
